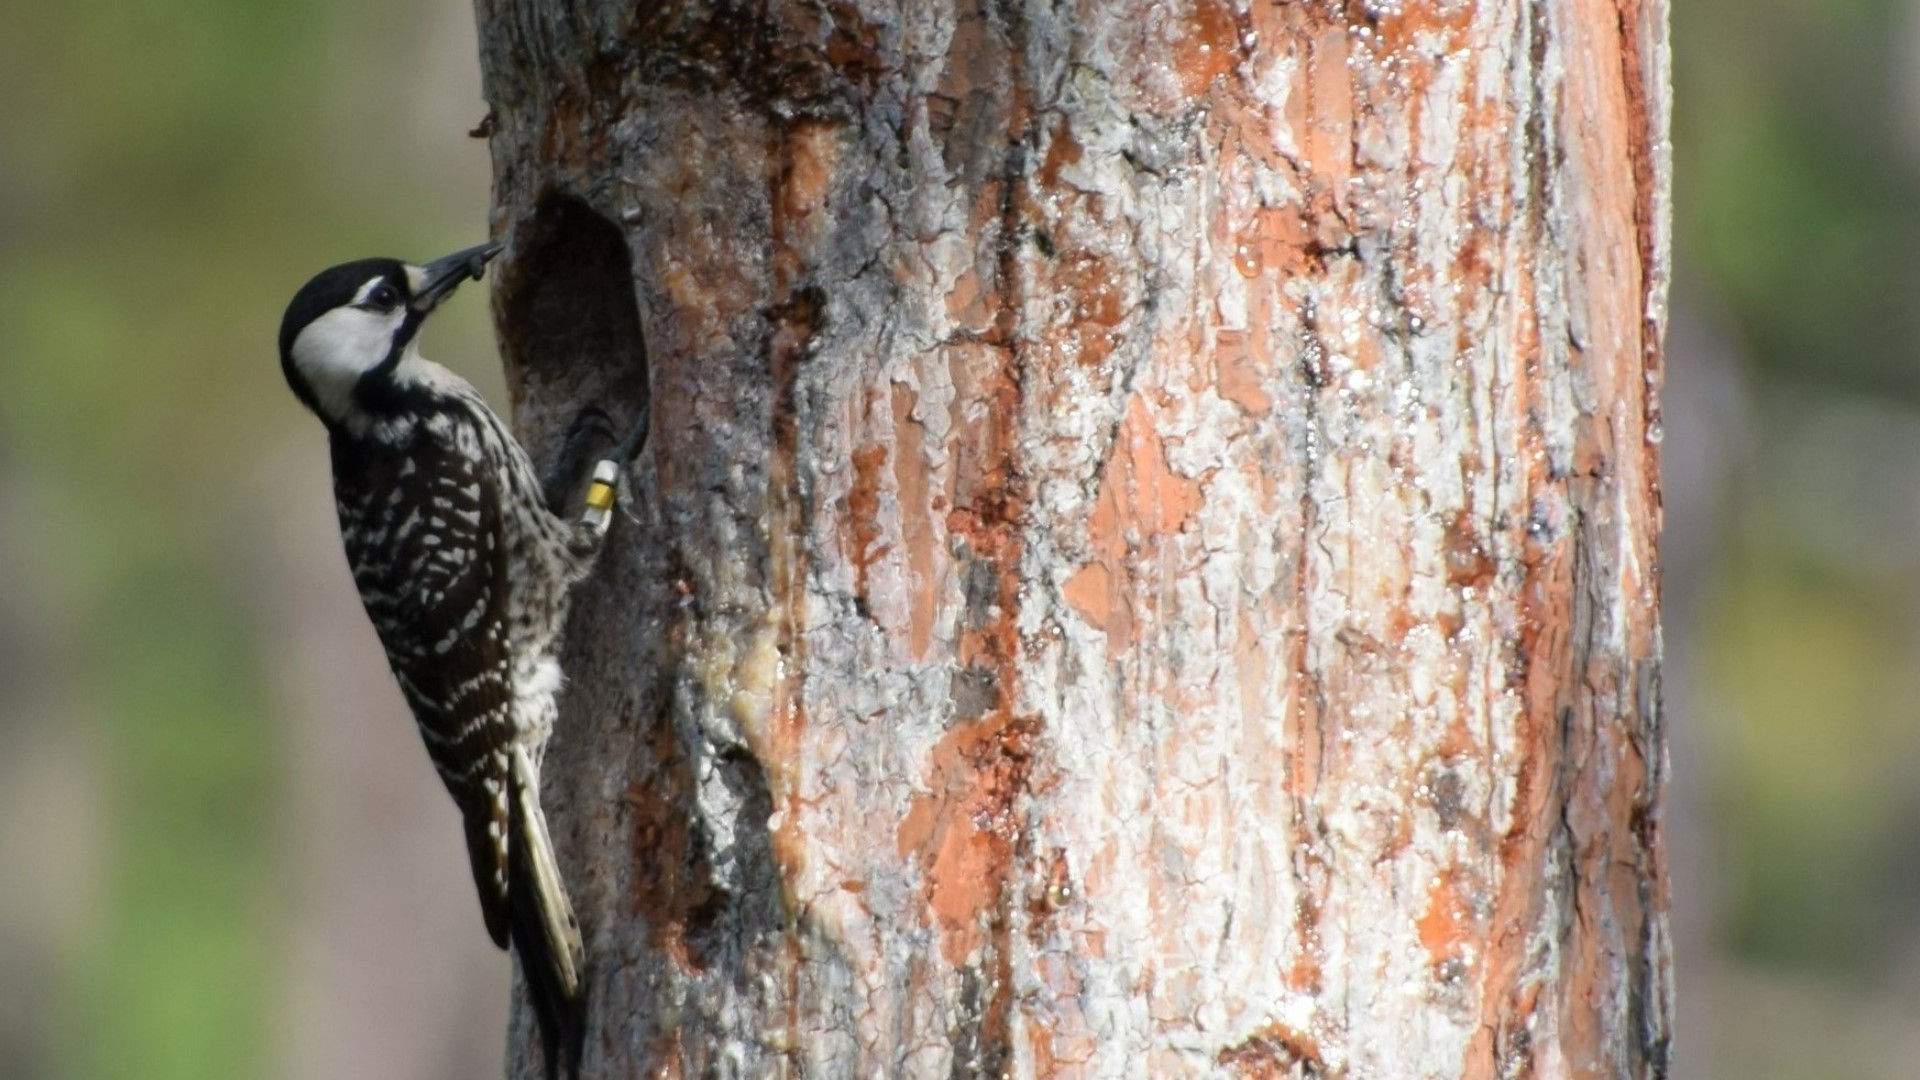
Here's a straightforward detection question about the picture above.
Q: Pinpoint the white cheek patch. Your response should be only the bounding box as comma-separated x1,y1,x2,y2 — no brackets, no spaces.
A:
290,305,405,418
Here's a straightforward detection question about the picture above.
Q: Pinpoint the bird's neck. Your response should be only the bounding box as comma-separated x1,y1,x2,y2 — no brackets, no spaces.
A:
321,345,472,440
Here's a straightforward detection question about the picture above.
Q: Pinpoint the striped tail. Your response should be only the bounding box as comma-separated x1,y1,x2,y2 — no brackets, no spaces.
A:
508,747,585,1079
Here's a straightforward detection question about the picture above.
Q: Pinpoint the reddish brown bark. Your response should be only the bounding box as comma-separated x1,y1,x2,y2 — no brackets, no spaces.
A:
474,0,1671,1075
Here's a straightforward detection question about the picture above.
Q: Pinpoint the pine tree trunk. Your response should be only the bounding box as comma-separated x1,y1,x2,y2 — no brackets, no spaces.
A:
474,0,1672,1075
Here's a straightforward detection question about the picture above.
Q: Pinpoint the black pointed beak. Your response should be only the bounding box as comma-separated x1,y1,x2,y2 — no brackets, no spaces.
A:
412,241,503,311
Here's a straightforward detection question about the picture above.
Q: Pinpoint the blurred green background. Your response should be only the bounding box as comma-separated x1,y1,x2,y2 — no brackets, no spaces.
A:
0,1,508,1077
0,0,1915,1077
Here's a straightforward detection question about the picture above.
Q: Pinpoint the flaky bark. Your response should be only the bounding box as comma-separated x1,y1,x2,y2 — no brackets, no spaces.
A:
474,0,1671,1076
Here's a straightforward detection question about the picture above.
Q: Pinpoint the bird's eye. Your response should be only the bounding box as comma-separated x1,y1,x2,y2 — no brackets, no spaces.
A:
368,284,400,309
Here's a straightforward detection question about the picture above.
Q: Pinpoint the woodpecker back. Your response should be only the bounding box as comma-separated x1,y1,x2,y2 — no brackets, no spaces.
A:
277,242,643,1079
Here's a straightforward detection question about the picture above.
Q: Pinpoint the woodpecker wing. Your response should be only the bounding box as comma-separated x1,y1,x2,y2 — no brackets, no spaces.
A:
330,427,516,947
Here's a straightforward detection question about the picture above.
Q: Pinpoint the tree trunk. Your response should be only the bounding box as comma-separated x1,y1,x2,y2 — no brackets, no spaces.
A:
474,0,1672,1076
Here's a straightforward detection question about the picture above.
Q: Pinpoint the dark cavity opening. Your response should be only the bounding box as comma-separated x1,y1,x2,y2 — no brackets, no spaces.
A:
495,193,650,448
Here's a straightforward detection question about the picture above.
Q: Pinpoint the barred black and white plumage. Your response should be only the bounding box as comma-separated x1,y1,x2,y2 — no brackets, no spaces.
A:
277,243,646,1079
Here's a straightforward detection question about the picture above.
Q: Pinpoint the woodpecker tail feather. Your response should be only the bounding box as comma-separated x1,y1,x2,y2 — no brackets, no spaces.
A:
508,748,585,1080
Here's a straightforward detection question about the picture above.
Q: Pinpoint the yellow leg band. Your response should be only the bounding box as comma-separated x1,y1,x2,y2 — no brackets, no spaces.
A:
585,481,617,512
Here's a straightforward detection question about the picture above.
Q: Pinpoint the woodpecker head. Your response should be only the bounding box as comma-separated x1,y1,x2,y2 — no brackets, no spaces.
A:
279,241,501,427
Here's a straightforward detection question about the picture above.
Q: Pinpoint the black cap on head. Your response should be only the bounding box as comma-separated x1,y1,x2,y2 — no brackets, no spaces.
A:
278,257,409,360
